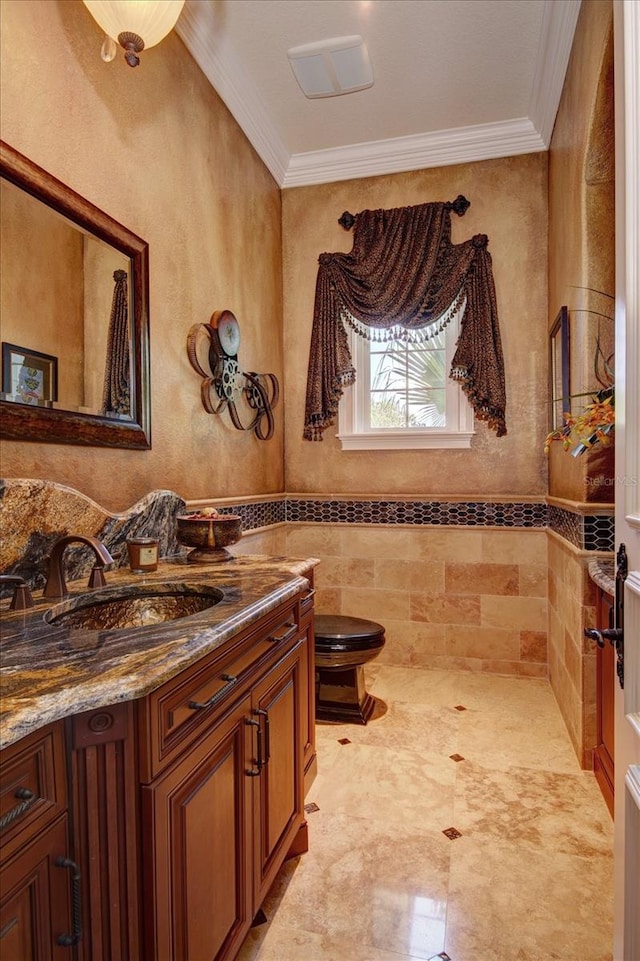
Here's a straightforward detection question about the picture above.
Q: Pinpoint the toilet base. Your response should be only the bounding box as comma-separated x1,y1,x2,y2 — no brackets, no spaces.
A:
315,663,377,725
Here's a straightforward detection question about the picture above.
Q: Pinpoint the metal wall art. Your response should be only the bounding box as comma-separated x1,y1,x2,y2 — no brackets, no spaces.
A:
187,310,279,441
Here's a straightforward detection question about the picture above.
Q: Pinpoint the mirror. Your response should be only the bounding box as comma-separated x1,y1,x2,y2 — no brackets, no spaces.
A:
0,141,151,448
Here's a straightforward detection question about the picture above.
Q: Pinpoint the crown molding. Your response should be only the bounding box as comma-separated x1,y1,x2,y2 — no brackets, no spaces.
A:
281,118,545,188
175,4,289,186
529,0,582,146
177,0,581,189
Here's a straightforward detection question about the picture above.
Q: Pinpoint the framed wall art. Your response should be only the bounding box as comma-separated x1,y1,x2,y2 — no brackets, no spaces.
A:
549,306,570,431
1,342,58,407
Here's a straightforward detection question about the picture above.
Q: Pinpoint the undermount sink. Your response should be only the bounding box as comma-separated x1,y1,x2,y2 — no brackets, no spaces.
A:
44,583,224,631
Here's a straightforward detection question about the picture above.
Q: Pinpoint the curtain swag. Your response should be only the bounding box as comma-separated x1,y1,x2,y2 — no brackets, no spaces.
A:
303,199,507,440
101,268,131,417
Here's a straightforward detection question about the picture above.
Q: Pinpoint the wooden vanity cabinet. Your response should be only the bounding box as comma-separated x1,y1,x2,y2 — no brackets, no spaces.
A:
0,722,74,961
0,584,316,961
594,585,615,816
138,590,312,961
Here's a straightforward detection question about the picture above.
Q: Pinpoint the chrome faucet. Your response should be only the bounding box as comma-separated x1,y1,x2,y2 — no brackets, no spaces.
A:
0,575,35,611
43,535,115,599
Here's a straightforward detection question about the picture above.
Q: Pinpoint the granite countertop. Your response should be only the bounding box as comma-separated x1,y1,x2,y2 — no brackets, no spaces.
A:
588,558,615,596
0,554,317,750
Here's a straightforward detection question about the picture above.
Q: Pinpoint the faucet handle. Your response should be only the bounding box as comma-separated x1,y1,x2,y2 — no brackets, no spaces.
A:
88,566,108,589
0,576,35,611
10,583,35,611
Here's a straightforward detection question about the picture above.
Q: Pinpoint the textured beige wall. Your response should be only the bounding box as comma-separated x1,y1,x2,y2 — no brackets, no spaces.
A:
0,0,283,512
1,180,84,409
282,154,548,496
546,0,614,770
548,0,614,501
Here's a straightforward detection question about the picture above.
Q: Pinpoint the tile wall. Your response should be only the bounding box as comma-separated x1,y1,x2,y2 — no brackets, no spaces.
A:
284,523,548,678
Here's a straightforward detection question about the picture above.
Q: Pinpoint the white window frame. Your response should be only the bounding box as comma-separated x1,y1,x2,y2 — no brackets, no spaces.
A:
337,310,475,450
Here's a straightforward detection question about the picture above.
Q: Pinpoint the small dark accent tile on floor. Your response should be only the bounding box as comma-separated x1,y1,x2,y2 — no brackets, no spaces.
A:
251,909,268,927
449,753,465,762
337,737,351,744
453,705,467,712
304,802,320,814
443,827,462,840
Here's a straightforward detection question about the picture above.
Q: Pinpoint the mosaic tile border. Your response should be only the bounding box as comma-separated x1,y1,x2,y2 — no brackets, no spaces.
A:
547,504,615,552
212,496,615,552
215,500,286,531
285,499,547,527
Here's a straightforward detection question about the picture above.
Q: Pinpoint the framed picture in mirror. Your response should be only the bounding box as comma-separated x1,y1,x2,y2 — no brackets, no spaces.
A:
549,305,570,431
2,342,58,406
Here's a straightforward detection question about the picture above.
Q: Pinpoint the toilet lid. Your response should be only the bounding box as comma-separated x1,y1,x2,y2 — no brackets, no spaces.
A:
314,614,385,645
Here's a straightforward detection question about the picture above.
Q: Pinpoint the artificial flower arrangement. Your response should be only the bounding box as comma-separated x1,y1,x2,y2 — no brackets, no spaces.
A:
544,290,615,457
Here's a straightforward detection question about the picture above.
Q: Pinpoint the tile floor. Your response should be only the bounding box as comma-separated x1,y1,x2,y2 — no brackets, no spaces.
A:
238,665,614,961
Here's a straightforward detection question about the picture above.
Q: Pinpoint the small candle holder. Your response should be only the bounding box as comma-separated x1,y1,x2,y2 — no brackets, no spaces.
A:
127,537,159,574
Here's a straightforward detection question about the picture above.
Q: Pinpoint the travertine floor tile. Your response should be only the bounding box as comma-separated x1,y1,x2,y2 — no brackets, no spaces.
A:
456,702,581,773
239,922,432,961
445,835,613,961
252,811,450,960
453,760,613,858
310,740,456,828
316,699,461,755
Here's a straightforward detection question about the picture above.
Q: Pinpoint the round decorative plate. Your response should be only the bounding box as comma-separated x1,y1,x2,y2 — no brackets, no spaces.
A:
210,309,240,357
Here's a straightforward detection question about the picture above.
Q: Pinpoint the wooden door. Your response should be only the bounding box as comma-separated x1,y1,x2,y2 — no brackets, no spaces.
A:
613,4,640,957
252,639,305,908
142,694,253,961
0,816,72,961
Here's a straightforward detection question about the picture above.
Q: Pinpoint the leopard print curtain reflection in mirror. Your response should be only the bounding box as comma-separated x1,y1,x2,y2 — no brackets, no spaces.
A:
303,196,507,441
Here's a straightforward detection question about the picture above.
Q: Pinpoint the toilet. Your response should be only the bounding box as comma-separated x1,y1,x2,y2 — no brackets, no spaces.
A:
314,614,386,724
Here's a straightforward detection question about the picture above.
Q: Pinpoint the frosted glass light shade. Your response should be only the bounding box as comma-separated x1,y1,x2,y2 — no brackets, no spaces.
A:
83,0,185,50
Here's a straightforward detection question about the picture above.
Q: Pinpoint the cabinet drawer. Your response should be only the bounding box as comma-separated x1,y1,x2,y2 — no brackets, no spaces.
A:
139,598,302,781
0,722,67,863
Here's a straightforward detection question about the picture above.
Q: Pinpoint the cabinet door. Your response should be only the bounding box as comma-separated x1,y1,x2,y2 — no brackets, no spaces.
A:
0,815,73,961
252,640,305,908
142,694,253,961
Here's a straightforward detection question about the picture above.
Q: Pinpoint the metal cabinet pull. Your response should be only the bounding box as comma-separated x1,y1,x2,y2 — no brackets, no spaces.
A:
0,787,38,832
245,718,261,776
188,674,238,711
55,857,82,947
255,709,270,766
268,622,297,645
302,589,316,602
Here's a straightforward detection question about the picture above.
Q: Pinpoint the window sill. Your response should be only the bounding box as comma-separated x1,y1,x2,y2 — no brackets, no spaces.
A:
336,430,475,451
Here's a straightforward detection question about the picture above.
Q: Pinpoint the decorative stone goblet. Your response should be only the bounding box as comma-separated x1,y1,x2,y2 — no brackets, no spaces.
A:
176,513,242,563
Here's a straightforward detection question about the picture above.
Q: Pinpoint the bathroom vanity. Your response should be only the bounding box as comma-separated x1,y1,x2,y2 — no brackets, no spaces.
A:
0,556,317,961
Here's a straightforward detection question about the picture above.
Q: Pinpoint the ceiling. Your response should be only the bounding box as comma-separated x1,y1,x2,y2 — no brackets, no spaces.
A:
175,0,581,188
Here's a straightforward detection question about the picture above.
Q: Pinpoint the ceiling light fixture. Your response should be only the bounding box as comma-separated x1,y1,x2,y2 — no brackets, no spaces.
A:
82,0,185,67
287,35,374,99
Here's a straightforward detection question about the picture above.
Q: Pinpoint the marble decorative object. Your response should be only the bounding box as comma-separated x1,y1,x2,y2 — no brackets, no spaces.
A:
0,479,186,594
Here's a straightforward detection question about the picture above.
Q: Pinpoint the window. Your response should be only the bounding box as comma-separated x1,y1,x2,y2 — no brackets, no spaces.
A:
337,308,475,450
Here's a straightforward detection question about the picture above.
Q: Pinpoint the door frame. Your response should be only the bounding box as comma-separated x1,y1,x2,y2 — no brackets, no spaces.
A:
613,2,640,958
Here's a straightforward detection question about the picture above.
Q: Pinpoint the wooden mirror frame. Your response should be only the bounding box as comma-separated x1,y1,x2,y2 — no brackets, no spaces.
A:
0,141,151,449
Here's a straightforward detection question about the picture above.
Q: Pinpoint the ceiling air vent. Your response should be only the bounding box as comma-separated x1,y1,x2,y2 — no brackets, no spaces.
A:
287,35,374,99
